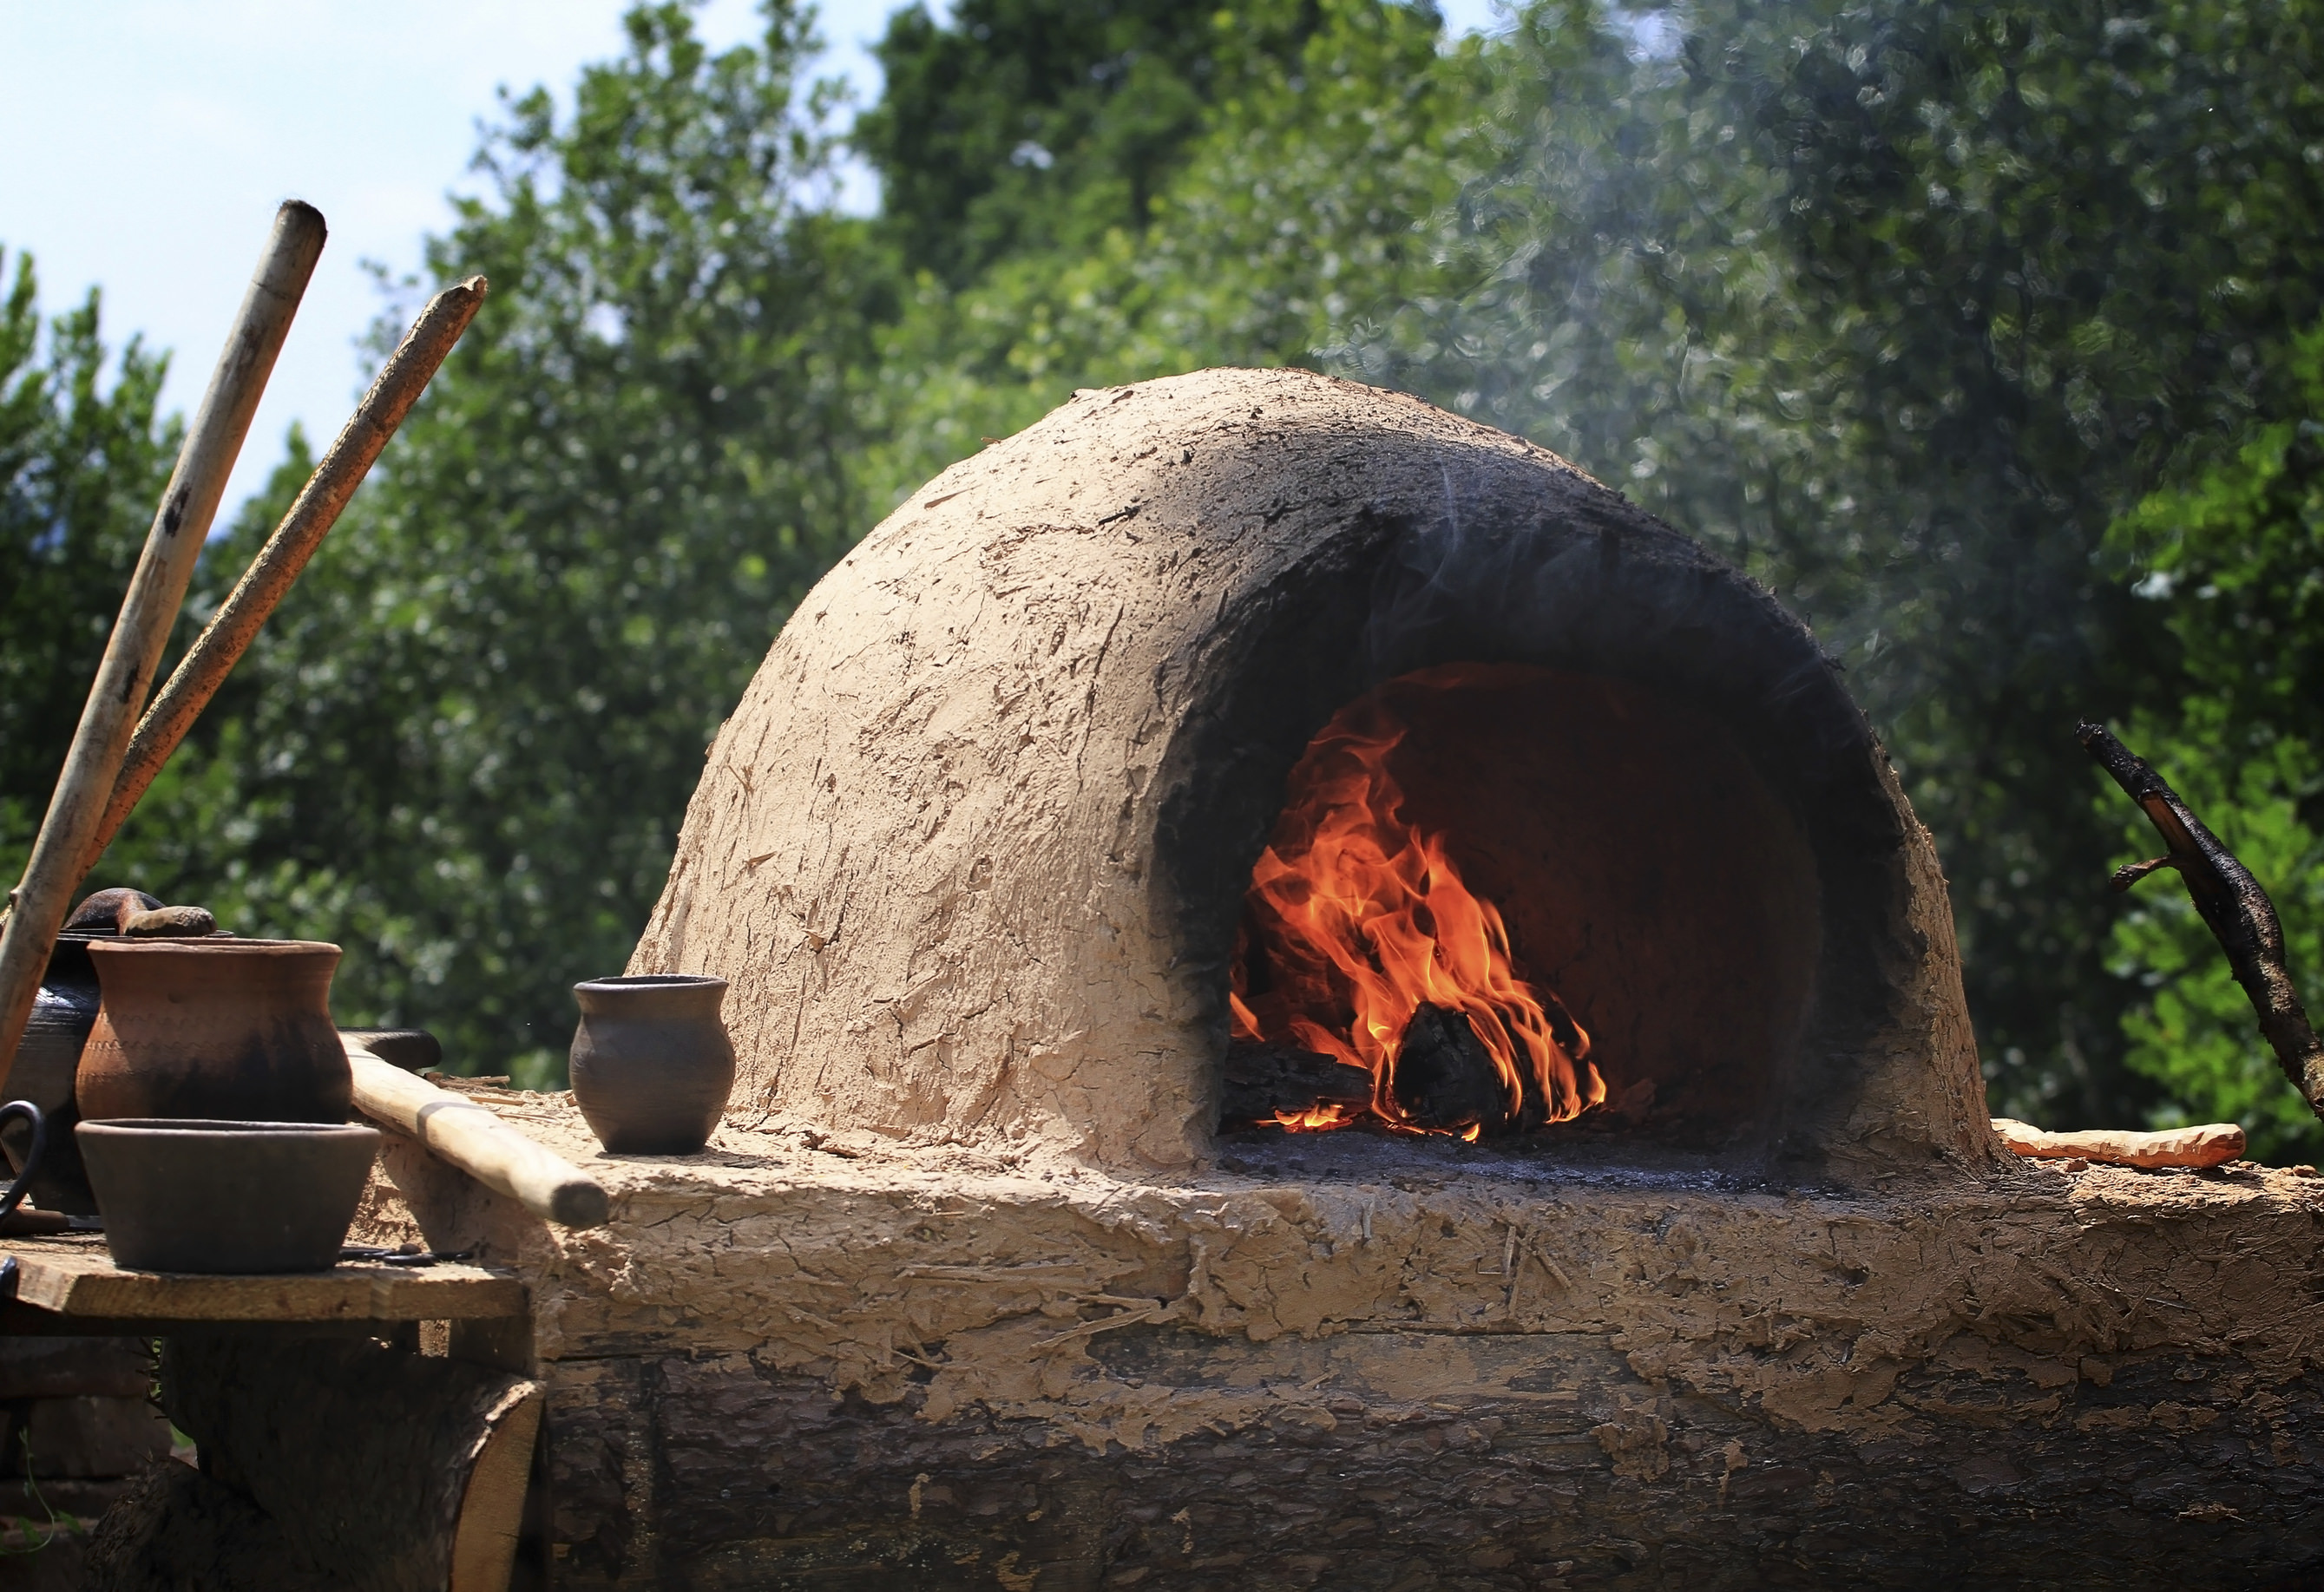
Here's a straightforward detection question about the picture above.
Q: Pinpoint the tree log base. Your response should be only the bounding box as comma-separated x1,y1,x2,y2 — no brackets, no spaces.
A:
542,1330,2324,1591
324,1092,2324,1590
83,1333,541,1592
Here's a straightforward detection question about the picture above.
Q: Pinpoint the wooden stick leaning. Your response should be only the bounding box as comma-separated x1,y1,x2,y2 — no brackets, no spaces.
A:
2078,720,2324,1120
0,202,327,1095
345,1040,610,1228
82,276,489,875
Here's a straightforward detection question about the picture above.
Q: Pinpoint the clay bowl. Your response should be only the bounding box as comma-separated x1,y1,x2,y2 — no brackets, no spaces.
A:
75,1119,381,1274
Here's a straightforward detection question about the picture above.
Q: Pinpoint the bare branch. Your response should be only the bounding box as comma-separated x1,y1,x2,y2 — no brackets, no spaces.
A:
2078,720,2324,1119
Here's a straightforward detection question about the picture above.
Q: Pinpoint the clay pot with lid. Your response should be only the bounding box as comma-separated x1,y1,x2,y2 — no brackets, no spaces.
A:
569,975,735,1154
77,940,351,1124
2,888,219,1213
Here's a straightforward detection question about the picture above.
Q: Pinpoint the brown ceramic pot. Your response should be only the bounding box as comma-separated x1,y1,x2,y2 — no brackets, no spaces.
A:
77,940,351,1124
569,974,734,1154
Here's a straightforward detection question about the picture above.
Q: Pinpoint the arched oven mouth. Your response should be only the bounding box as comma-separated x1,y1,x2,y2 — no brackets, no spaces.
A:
1216,661,1819,1164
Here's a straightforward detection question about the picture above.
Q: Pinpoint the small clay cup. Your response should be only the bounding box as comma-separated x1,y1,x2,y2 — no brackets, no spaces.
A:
75,1119,381,1274
569,975,734,1154
77,939,350,1125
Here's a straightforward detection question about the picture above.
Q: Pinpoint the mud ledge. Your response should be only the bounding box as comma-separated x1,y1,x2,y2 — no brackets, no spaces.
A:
351,1096,2324,1589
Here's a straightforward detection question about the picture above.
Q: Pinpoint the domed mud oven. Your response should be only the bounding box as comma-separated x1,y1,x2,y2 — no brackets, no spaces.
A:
637,366,1991,1183
382,370,2321,1590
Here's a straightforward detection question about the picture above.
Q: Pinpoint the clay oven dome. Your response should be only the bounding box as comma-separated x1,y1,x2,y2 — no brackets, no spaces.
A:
632,368,1994,1179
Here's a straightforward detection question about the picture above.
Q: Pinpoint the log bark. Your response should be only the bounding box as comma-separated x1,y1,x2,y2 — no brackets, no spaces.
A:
538,1333,2324,1590
2080,721,2324,1118
156,1332,541,1592
82,1459,338,1590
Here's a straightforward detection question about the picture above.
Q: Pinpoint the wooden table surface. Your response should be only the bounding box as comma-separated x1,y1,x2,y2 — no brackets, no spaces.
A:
1,1235,524,1329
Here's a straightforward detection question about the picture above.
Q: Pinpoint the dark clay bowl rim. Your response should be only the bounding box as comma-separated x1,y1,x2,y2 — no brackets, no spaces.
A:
574,973,729,993
75,1119,380,1140
83,937,340,958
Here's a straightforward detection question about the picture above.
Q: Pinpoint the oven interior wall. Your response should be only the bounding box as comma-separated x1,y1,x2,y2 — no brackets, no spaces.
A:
1327,665,1820,1149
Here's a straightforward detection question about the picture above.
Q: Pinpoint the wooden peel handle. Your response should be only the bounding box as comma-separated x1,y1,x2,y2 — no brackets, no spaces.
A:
346,1044,609,1228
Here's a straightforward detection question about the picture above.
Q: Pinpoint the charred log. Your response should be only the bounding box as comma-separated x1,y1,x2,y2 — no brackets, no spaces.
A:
1391,1005,1506,1131
2079,721,2324,1120
1220,1042,1372,1124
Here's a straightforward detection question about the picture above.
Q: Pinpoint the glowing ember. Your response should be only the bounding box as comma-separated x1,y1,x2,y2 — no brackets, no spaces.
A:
1230,678,1605,1137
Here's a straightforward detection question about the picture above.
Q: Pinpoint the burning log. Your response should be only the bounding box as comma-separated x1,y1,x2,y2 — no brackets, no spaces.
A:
1220,1041,1372,1124
2078,722,2324,1121
1229,681,1607,1141
1391,1004,1507,1132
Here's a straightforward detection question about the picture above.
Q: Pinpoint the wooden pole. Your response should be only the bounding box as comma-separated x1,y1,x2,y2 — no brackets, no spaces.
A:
82,276,489,875
0,201,326,1096
347,1040,611,1228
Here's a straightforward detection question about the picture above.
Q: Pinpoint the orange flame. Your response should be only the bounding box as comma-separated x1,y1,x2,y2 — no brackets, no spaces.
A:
1231,691,1604,1137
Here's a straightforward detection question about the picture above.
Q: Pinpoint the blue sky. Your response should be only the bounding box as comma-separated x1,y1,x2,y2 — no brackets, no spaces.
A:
1,2,1506,520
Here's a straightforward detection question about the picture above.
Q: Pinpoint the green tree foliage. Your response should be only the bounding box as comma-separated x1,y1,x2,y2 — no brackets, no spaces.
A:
858,0,1332,283
100,3,882,1082
0,251,180,878
2101,321,2324,1159
16,0,2324,1132
855,0,1464,509
1346,0,2324,1128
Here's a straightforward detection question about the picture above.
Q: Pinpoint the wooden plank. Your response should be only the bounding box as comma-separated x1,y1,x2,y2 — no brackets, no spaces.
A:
3,1238,522,1324
0,1302,387,1338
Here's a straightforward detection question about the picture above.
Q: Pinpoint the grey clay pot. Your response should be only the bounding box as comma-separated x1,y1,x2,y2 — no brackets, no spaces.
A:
76,1119,381,1274
3,933,105,1214
569,975,735,1155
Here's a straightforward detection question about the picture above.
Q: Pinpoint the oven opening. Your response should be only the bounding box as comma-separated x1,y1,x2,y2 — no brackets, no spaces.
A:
1222,662,1819,1153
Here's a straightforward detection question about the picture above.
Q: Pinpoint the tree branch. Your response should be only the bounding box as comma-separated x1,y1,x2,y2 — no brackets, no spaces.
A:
2078,720,2324,1120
